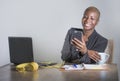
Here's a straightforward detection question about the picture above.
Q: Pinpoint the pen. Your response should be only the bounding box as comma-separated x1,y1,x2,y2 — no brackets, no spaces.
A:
73,64,77,68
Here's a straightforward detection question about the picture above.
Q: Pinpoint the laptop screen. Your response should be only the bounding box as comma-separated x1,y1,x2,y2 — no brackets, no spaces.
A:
8,37,34,64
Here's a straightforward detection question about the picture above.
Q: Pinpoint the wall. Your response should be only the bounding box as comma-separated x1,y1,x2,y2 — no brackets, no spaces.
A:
0,0,120,78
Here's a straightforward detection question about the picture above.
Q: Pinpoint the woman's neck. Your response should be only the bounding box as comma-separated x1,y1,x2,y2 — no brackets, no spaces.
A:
83,29,94,41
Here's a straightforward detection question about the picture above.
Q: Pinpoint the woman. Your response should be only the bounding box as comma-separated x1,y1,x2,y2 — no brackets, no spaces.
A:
61,6,108,64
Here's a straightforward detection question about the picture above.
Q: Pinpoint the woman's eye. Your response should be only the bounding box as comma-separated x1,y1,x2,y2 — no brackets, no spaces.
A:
91,17,97,20
91,18,95,20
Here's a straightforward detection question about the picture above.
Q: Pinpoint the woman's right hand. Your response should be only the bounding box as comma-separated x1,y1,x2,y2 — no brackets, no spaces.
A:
87,50,101,62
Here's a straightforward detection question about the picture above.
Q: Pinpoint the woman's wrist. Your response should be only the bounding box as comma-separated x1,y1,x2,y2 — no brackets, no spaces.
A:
81,49,88,54
84,49,88,54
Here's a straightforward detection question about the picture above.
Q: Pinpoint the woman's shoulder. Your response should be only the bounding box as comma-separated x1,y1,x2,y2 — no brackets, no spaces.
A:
94,30,108,42
68,27,83,32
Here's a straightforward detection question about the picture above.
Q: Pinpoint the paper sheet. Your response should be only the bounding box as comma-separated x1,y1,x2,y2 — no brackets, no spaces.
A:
62,64,84,70
62,64,106,70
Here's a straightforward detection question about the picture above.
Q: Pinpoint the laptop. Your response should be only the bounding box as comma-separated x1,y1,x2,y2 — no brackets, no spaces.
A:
8,37,34,65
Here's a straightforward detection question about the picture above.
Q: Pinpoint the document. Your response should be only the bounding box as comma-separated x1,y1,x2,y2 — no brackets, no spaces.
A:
62,63,106,70
62,64,84,70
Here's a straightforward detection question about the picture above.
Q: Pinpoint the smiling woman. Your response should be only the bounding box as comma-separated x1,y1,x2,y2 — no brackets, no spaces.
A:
61,6,108,64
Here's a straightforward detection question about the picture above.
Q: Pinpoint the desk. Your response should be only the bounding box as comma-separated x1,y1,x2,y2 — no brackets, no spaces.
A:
0,64,119,81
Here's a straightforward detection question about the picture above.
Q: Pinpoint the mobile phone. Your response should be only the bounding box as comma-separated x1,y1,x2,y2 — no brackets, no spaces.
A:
72,31,82,41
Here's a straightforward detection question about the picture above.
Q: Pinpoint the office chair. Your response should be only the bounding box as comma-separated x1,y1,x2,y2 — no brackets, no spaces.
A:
105,39,114,64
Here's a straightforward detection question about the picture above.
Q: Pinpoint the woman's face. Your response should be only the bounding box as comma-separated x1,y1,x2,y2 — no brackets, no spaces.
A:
82,10,99,31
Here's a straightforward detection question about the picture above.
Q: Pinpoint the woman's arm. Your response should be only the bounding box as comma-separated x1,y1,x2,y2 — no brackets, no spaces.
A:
72,34,108,64
61,29,72,62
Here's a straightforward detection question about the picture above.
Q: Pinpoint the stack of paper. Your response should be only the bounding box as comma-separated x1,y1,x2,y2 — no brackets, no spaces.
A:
83,64,106,69
62,64,106,70
62,64,84,70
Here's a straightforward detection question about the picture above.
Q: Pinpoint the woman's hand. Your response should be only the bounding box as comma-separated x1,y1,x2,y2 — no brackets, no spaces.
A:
71,36,101,62
87,50,101,62
71,36,87,54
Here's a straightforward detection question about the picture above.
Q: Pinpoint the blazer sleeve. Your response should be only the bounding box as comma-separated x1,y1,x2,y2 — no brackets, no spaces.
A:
61,28,72,62
79,34,108,64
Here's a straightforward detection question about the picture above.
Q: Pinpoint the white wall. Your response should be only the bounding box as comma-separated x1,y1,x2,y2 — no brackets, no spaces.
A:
0,0,120,77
